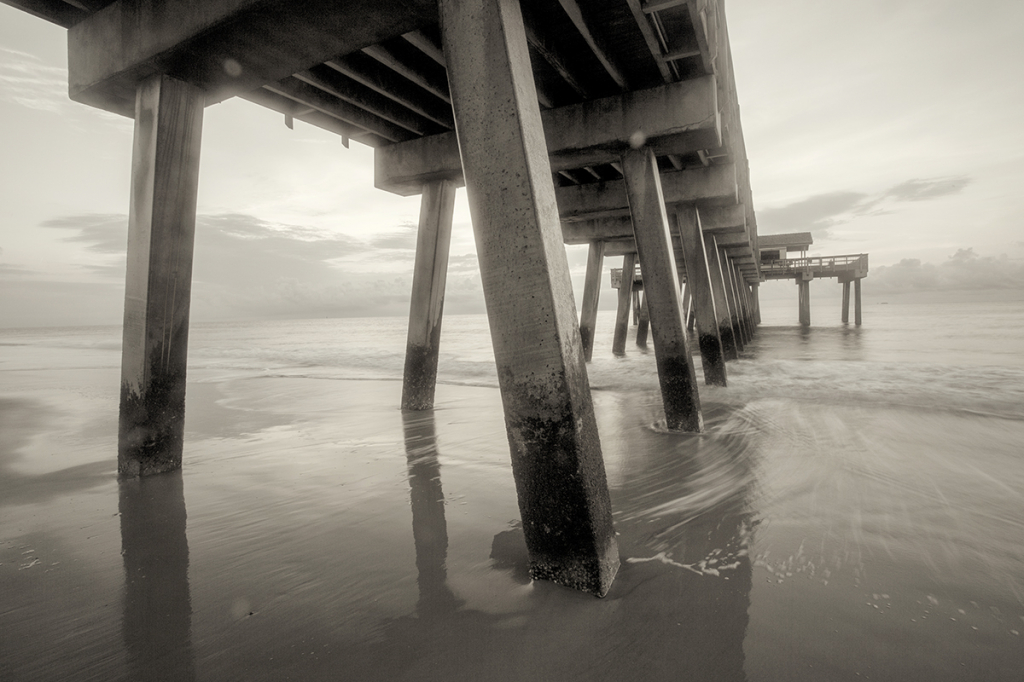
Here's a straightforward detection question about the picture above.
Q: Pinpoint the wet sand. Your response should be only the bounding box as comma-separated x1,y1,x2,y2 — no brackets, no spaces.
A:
3,317,1024,680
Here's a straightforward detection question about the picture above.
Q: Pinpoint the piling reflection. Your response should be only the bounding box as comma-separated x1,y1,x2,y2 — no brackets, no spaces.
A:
402,410,459,615
119,469,196,681
328,404,756,680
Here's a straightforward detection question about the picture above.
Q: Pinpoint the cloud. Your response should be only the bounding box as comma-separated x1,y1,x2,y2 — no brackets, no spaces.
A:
869,248,1024,292
0,47,67,113
368,221,418,251
0,262,30,277
42,214,127,255
883,177,971,202
759,175,972,238
758,191,868,237
23,211,486,324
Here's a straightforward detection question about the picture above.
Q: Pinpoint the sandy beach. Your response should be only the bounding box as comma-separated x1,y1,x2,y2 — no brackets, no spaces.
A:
3,302,1024,681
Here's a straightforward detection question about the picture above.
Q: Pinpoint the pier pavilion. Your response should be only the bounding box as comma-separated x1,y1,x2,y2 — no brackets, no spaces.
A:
758,233,869,326
608,231,868,341
4,0,761,596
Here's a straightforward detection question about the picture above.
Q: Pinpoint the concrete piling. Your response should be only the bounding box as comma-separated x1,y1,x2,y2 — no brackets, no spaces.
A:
440,0,619,596
724,260,749,345
753,282,761,324
636,291,650,347
704,235,739,361
579,240,605,362
118,75,204,478
841,280,851,324
402,179,457,411
612,253,636,355
621,147,703,432
855,278,862,326
798,277,811,326
676,206,727,386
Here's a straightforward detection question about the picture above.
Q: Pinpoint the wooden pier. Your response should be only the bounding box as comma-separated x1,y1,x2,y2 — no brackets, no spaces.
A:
611,232,868,332
5,0,764,596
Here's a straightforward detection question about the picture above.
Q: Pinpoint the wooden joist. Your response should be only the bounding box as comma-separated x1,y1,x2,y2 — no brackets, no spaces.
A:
376,76,719,195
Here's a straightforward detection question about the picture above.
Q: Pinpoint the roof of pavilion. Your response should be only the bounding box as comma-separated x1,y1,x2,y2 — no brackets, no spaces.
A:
4,0,760,279
758,232,814,252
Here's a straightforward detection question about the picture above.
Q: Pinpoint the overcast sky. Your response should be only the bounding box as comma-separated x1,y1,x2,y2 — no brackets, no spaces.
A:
2,0,1023,327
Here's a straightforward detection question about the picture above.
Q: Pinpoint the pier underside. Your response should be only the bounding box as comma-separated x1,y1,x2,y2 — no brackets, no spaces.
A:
5,0,774,596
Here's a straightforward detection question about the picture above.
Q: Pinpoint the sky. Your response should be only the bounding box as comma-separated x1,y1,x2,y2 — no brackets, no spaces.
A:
1,0,1023,327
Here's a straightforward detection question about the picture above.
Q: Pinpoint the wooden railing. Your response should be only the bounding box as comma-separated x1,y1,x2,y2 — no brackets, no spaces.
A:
760,253,869,278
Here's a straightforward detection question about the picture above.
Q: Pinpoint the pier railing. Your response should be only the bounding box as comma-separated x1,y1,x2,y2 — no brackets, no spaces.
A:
760,254,869,280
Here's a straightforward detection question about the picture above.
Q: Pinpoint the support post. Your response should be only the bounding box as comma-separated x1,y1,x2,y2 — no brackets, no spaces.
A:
631,286,641,326
841,280,851,324
753,282,761,324
854,278,862,325
402,179,457,410
738,270,754,338
724,259,749,345
636,291,650,347
622,147,703,432
579,240,605,362
798,278,811,326
118,75,204,477
612,253,635,355
717,247,744,352
704,234,738,360
440,0,618,596
687,301,696,331
675,206,726,386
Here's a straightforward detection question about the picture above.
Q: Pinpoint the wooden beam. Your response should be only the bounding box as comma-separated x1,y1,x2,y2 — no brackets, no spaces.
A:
362,42,451,104
684,0,716,75
264,77,415,143
522,11,589,99
1,0,88,27
68,0,436,116
624,0,672,82
239,87,384,146
561,203,746,243
294,66,434,136
557,163,737,221
402,30,445,66
376,77,720,195
326,53,455,129
555,0,628,90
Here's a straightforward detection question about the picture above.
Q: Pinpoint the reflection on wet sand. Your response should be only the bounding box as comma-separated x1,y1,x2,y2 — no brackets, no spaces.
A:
402,411,460,616
336,403,757,681
119,470,195,681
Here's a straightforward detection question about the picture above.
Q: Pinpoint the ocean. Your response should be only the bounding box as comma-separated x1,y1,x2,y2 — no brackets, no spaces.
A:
1,291,1023,681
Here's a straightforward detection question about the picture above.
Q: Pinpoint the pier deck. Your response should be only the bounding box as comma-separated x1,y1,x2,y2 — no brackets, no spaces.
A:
5,0,769,596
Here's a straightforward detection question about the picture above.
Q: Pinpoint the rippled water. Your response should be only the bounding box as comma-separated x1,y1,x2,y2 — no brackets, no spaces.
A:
1,292,1023,680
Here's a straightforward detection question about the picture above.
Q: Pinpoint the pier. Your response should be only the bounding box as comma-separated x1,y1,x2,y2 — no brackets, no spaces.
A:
610,231,868,339
6,0,762,596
